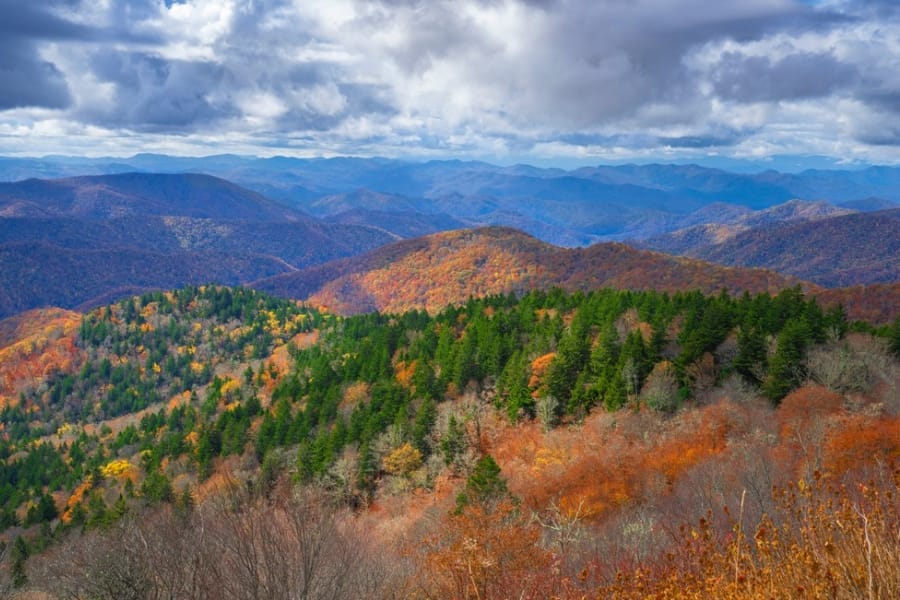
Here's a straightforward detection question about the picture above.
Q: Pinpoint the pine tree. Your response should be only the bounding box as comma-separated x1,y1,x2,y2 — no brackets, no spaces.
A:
734,325,768,385
11,535,28,588
412,397,437,456
889,315,900,359
764,318,810,401
460,454,507,508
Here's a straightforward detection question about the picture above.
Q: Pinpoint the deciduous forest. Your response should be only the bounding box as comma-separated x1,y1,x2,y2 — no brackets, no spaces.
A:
0,284,898,598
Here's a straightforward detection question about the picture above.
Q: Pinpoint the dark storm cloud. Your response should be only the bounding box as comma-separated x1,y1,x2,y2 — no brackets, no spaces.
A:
712,52,857,102
83,52,234,131
0,1,90,109
862,91,900,115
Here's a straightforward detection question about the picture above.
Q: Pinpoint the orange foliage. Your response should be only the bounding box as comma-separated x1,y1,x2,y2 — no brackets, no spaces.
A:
599,469,900,599
776,385,844,441
416,501,554,599
824,415,900,477
394,359,417,390
61,477,93,524
0,308,83,405
340,382,370,411
528,352,556,395
492,403,742,523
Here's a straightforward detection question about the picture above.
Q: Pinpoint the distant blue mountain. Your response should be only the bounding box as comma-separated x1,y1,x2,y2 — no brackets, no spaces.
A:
3,155,900,243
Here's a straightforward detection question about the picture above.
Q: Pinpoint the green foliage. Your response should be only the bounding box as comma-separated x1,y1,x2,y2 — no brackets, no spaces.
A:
458,454,507,509
764,318,811,402
0,284,870,540
11,535,28,588
889,315,900,359
140,470,174,505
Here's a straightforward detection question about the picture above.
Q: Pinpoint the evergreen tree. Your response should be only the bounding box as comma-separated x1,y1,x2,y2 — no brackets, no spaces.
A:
734,325,768,385
441,415,466,471
889,315,900,359
545,318,590,409
458,454,507,509
11,535,28,588
764,318,810,401
412,397,437,456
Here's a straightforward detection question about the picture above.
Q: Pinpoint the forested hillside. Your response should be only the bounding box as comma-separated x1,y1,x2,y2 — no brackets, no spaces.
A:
0,174,393,317
0,284,897,598
256,227,900,323
642,209,900,287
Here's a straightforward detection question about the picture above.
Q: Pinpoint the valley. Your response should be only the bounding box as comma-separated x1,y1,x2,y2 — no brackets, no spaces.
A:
0,158,897,599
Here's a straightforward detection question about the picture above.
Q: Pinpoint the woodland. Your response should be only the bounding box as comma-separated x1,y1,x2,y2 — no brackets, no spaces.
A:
0,284,896,598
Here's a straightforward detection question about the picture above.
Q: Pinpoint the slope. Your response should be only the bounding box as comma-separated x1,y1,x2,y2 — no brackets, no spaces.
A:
637,199,855,256
0,172,305,221
0,175,395,317
690,209,900,287
254,227,814,315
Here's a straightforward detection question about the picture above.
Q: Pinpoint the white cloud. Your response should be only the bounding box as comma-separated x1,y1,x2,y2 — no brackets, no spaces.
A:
3,0,900,165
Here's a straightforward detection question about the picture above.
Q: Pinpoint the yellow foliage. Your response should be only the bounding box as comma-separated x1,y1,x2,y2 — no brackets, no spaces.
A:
383,443,423,477
190,361,206,374
100,459,135,479
532,446,567,473
220,378,241,396
184,430,199,447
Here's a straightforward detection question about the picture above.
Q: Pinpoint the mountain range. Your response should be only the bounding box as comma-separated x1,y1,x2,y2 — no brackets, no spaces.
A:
0,157,898,598
0,158,897,322
2,155,899,245
0,173,392,317
640,208,900,287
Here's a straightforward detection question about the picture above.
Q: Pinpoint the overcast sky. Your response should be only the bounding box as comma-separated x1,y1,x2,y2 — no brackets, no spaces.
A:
2,0,900,166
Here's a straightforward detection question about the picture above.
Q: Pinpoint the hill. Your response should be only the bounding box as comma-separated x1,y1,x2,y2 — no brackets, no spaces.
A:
254,227,813,314
0,284,897,597
643,209,900,287
636,200,854,256
9,156,900,244
323,208,470,240
254,227,900,322
0,175,394,318
0,172,304,221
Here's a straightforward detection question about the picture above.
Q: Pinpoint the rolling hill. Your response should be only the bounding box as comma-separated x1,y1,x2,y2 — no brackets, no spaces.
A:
254,227,813,314
7,155,900,245
636,200,854,256
642,209,900,287
0,174,394,317
254,227,900,322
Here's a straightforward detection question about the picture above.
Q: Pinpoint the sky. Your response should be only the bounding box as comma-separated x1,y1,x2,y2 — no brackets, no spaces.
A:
2,0,900,167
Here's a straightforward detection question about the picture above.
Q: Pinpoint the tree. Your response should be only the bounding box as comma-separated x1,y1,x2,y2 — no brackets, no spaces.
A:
545,318,590,409
382,442,423,477
461,454,507,508
734,325,767,385
640,360,679,412
889,315,900,359
10,535,28,589
420,500,553,600
441,415,466,471
764,318,810,401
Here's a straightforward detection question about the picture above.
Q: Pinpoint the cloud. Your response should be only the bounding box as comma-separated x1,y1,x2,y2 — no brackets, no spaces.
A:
711,52,857,102
1,0,900,163
0,1,90,109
